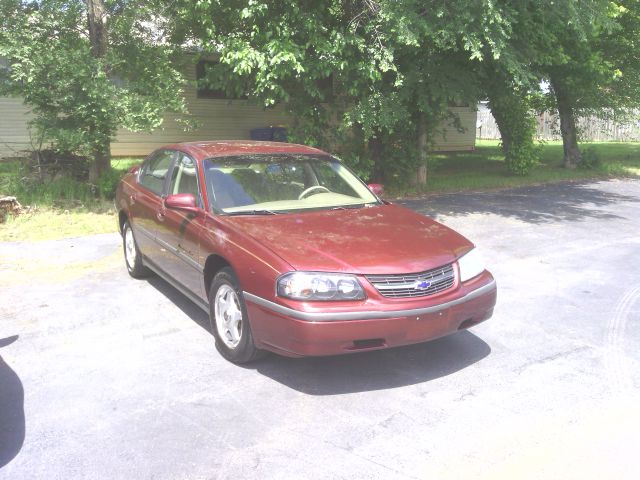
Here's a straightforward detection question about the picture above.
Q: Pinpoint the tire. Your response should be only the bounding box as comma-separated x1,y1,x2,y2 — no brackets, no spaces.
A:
122,220,150,279
209,267,264,364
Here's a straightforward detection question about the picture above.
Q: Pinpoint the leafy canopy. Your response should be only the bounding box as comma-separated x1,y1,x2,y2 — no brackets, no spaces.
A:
0,0,188,166
164,0,523,178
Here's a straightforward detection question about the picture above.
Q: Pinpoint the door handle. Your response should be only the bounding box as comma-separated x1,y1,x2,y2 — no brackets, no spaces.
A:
156,211,165,221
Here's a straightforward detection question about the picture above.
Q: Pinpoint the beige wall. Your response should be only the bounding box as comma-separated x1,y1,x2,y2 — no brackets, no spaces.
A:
0,97,36,158
431,106,477,152
111,62,291,156
0,61,476,158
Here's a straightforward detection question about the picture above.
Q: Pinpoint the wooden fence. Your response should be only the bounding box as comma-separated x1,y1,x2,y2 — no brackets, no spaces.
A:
477,109,640,141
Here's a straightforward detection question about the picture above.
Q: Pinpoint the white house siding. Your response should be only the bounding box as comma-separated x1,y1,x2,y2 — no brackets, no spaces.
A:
0,60,476,157
111,101,290,156
0,97,36,158
0,92,290,159
430,106,477,152
111,58,292,156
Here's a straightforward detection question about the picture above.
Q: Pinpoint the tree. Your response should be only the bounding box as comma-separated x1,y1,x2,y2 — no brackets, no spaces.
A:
537,0,640,168
471,1,613,173
483,71,541,175
0,0,188,181
85,0,110,178
165,0,516,181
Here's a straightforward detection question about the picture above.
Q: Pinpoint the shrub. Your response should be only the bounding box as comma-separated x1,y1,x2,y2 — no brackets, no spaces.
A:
490,89,541,175
96,168,124,200
579,146,601,169
504,123,542,176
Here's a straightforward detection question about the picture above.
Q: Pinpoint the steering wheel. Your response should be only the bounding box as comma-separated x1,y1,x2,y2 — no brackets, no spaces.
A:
298,185,330,200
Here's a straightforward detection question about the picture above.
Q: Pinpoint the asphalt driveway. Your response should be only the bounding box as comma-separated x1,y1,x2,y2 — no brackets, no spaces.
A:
1,179,639,479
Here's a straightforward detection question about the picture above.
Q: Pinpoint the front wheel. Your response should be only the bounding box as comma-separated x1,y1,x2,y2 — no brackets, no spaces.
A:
122,220,150,279
209,267,264,364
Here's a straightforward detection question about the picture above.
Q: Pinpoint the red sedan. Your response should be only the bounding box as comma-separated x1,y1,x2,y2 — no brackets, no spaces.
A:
116,141,497,363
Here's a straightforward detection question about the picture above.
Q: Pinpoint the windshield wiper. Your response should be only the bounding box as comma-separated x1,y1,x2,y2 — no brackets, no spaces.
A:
225,209,279,216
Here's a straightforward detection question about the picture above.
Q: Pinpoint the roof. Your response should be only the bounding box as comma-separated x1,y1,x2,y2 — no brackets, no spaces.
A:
163,140,328,160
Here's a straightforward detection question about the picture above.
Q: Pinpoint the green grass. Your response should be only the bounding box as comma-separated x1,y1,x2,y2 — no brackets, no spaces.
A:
387,141,640,196
111,157,141,172
0,157,141,241
0,157,140,207
2,144,639,241
0,207,119,241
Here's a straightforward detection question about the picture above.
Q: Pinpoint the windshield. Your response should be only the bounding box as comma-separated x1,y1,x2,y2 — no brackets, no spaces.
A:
203,154,380,214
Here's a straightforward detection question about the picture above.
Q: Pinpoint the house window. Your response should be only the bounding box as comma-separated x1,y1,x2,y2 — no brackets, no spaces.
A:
196,60,247,100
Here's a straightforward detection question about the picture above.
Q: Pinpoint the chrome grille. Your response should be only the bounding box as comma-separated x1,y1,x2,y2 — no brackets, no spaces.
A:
366,264,455,298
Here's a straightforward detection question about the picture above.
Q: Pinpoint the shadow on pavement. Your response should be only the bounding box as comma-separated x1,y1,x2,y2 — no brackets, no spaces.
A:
400,181,639,224
250,331,490,395
147,276,211,333
146,275,491,395
0,335,25,469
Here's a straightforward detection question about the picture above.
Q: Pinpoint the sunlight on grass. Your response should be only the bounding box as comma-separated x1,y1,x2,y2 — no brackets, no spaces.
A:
0,207,117,241
0,156,140,241
1,146,638,240
111,157,141,171
388,141,640,196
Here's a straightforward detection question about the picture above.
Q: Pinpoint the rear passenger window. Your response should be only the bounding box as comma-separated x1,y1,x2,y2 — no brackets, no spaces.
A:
139,151,174,194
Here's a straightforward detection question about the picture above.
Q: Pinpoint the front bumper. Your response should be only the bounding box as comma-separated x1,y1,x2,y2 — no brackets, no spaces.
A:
245,272,497,357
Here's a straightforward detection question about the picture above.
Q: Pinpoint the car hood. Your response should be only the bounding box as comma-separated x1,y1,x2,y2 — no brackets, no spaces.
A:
223,204,473,274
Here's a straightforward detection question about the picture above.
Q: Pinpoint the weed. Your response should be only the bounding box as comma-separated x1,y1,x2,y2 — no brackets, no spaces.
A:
579,147,601,169
0,157,141,240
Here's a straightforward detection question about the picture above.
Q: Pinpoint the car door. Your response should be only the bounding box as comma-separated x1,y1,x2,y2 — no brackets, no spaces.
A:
130,150,176,263
155,152,206,300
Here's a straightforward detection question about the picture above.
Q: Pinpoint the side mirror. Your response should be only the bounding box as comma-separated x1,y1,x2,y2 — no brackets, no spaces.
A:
164,193,199,214
367,183,384,196
128,164,141,174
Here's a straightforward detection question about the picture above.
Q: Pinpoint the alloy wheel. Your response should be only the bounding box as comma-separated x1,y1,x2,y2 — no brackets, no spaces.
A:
124,226,137,270
214,284,243,348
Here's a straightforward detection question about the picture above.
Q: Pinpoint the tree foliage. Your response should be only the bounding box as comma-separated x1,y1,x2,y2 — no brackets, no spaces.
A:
0,0,188,180
532,0,640,167
166,0,640,179
163,0,522,180
2,0,640,183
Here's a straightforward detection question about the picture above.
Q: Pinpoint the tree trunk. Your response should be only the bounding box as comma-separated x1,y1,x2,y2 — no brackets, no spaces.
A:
369,134,385,183
86,0,108,58
85,0,111,181
416,113,428,186
550,76,581,168
89,145,111,182
487,94,512,155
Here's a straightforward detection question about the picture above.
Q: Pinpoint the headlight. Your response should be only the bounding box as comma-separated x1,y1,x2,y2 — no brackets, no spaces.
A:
457,248,485,282
277,272,365,301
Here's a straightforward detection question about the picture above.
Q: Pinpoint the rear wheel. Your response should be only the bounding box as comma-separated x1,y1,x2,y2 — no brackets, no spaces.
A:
209,267,263,363
122,220,150,279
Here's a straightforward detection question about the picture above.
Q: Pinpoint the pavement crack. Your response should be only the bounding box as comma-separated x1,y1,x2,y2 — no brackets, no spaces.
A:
321,438,422,480
456,390,476,401
515,345,592,374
